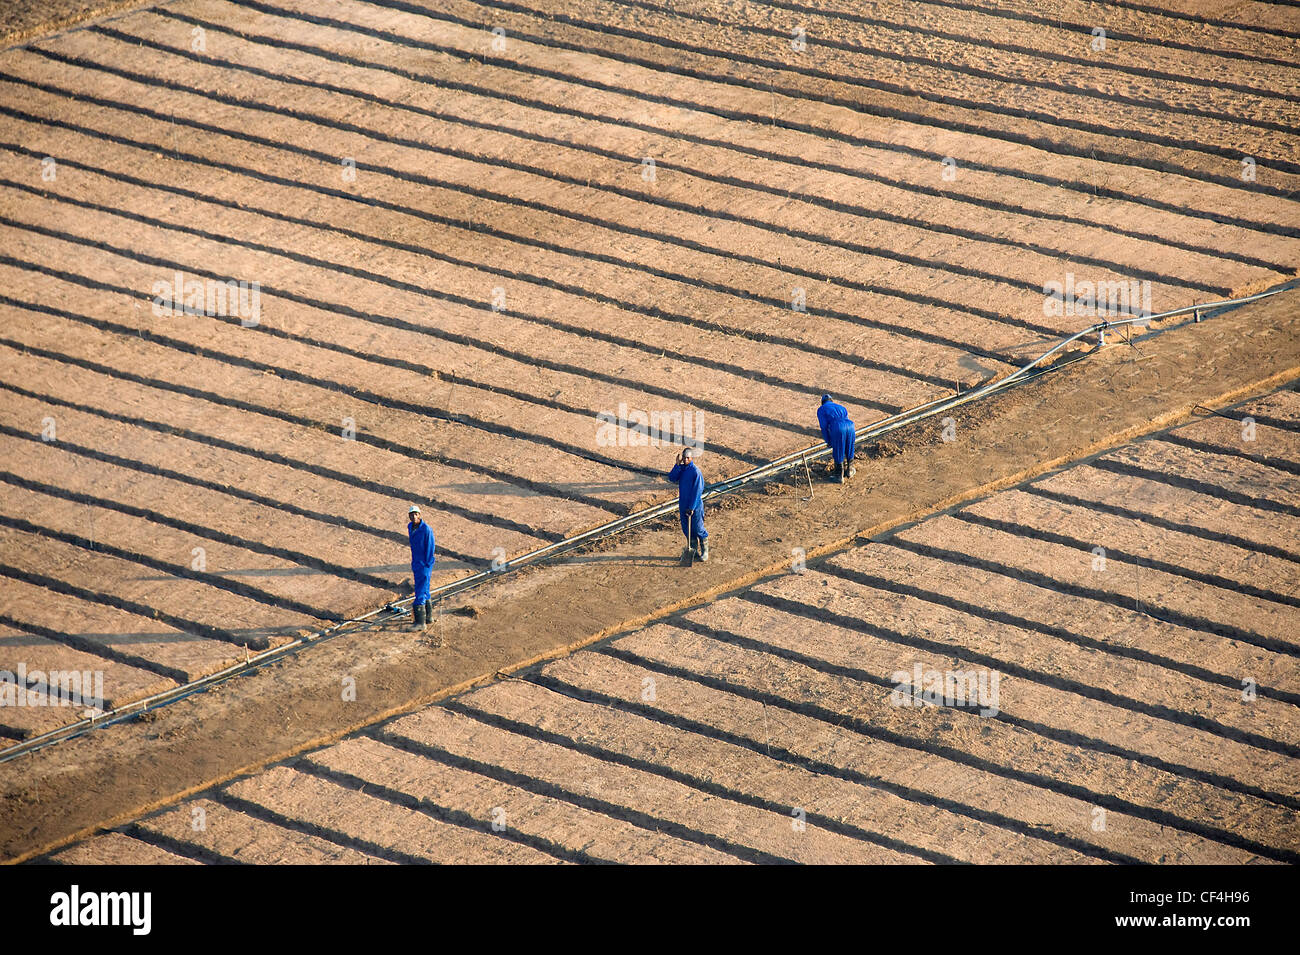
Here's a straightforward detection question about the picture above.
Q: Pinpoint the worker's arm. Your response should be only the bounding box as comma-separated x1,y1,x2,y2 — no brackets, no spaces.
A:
411,523,435,567
669,448,692,483
684,468,704,508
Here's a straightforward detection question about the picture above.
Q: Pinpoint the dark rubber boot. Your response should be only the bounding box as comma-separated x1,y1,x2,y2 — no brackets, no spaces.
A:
420,602,430,631
411,603,422,630
698,538,709,562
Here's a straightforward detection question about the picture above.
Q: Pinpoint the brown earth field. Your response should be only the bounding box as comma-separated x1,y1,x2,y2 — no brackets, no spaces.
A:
33,372,1300,865
0,0,1298,863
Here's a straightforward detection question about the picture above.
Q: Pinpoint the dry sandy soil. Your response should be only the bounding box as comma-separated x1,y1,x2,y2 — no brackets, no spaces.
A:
5,288,1298,863
41,383,1300,864
0,0,1297,862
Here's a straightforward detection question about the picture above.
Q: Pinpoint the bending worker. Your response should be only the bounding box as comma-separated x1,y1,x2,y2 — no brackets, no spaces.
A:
407,504,436,631
668,446,709,562
818,393,857,482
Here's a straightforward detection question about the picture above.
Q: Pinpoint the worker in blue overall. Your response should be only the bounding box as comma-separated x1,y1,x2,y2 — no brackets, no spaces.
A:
407,504,436,630
668,446,708,563
817,394,857,482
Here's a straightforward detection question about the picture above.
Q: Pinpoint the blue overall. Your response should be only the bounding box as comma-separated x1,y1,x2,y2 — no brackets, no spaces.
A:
668,459,708,543
817,397,856,466
408,519,436,606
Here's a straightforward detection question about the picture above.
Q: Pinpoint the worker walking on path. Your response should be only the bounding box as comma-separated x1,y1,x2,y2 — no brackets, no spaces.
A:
818,393,857,483
407,504,436,631
668,446,709,563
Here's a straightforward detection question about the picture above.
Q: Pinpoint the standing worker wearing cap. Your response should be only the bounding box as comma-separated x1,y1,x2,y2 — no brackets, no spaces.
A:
668,446,709,563
407,505,436,631
817,394,857,483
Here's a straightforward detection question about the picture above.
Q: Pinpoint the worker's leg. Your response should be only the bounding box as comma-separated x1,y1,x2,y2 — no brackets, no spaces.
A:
691,509,709,560
839,422,857,479
413,567,432,628
826,435,844,468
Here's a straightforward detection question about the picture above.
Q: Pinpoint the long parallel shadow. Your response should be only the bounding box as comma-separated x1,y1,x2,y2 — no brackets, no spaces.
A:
0,385,543,560
0,613,188,683
0,129,936,409
596,0,1296,137
0,469,401,592
0,234,759,477
152,6,1294,274
0,331,630,518
596,641,1300,862
372,724,798,863
720,597,1300,793
7,50,1070,340
209,790,431,865
5,267,708,477
0,512,345,624
1024,483,1300,565
95,16,1232,299
293,757,599,863
1089,458,1300,518
0,111,1014,383
215,0,1300,238
1239,411,1300,434
1073,0,1300,41
1160,433,1300,477
525,665,1140,862
242,0,1300,235
0,247,779,469
117,825,242,865
812,558,1300,707
879,537,1300,657
361,0,1300,227
916,0,1300,52
756,0,1297,101
360,0,1300,190
0,157,906,419
953,510,1300,609
0,565,277,652
445,696,966,863
216,761,593,862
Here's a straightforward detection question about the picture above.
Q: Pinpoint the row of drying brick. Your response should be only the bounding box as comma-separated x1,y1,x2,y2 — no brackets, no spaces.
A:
420,0,1300,200
63,7,1276,307
50,394,1299,862
10,5,1289,361
185,0,1298,276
